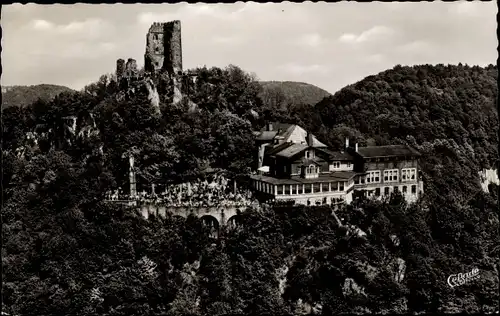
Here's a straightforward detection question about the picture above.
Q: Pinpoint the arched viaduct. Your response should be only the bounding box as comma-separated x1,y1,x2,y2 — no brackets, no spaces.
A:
110,200,259,232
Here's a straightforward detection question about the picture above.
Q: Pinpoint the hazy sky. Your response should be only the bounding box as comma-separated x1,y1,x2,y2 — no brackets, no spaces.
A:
1,1,497,94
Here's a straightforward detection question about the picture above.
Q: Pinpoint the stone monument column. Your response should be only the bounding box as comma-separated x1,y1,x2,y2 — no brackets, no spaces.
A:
129,155,137,198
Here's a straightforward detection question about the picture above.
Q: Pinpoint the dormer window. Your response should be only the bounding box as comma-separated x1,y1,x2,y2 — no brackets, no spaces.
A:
308,165,315,174
306,151,310,159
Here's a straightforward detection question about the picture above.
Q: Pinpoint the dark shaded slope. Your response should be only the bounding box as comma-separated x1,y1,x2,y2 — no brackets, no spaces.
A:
313,63,498,168
258,81,331,108
2,84,74,109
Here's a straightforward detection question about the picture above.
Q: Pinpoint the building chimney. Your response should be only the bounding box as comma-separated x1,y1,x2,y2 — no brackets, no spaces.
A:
307,132,314,147
267,123,273,131
355,143,358,152
345,137,350,149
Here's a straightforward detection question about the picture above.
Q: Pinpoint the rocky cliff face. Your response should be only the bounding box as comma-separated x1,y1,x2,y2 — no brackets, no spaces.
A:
479,169,499,192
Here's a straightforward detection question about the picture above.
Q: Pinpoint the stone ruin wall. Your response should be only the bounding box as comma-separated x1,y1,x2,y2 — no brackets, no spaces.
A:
125,58,138,78
144,22,165,73
116,59,126,80
144,20,183,75
163,20,183,75
114,20,188,108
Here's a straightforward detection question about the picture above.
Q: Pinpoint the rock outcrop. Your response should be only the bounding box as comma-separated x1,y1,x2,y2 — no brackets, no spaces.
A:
479,169,499,192
145,78,161,114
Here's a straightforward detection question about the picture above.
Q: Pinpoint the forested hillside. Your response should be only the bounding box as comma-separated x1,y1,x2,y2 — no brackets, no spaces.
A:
1,84,74,109
2,63,499,315
258,81,331,109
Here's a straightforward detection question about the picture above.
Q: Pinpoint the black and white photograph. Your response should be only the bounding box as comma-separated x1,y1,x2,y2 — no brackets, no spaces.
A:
1,1,499,315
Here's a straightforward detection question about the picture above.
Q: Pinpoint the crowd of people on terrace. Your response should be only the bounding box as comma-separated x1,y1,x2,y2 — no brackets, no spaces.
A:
106,174,256,207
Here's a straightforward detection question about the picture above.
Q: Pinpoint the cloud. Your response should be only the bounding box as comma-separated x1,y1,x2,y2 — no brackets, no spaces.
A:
296,33,325,47
32,19,54,30
398,40,434,55
339,25,395,44
365,54,385,64
30,18,112,38
449,1,486,18
137,4,233,25
279,63,331,75
212,36,242,45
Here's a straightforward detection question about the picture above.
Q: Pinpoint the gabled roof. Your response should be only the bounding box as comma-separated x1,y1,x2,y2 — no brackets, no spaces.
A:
255,131,278,141
257,122,327,147
301,158,323,166
275,143,309,158
316,148,354,161
355,145,421,158
265,142,295,156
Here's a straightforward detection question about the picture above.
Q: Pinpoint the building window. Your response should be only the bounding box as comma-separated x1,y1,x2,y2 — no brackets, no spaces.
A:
339,182,345,191
383,169,399,183
277,185,283,195
366,170,381,183
394,186,398,192
292,186,297,195
384,187,390,195
306,151,310,159
401,168,417,181
411,185,417,194
332,161,340,169
304,184,312,194
313,183,321,193
332,182,338,191
354,177,359,184
307,165,316,174
285,185,290,195
298,185,303,194
322,182,329,192
347,162,351,168
375,188,381,196
297,166,302,175
403,186,407,193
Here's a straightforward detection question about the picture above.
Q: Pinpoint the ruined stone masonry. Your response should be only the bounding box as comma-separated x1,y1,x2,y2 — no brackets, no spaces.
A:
144,20,183,75
114,20,193,110
116,59,125,80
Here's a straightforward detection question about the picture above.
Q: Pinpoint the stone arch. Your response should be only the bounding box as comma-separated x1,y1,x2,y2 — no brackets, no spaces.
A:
227,215,243,230
200,215,219,238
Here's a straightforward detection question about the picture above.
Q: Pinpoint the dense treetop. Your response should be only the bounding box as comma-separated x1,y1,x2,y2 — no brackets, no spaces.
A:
258,81,331,110
1,84,75,109
2,63,498,315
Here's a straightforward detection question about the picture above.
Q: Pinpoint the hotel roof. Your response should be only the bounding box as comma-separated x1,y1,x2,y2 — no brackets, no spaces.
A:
355,145,421,158
275,143,309,158
250,171,357,185
316,148,354,161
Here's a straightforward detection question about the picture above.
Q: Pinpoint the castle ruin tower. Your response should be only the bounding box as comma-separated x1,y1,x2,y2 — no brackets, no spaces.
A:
144,20,183,74
116,58,126,80
125,58,138,78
